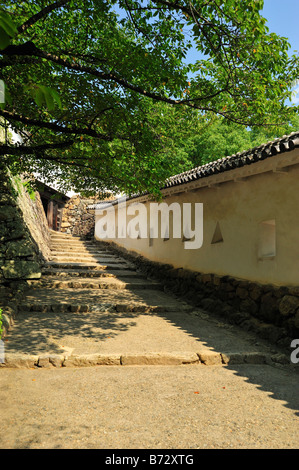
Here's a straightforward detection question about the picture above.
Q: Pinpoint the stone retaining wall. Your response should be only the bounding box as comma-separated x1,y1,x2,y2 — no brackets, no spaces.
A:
0,166,51,337
60,195,96,238
60,194,115,238
99,240,299,351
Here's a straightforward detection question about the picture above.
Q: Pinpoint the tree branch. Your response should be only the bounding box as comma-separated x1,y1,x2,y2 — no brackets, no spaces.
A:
17,0,70,35
0,41,237,113
0,56,41,68
0,108,114,140
1,42,185,106
0,140,73,156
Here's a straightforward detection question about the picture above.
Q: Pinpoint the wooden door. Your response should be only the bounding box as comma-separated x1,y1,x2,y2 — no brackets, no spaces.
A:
47,201,53,229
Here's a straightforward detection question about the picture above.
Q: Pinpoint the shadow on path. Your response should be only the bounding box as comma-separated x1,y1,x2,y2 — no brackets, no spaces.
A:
4,238,299,418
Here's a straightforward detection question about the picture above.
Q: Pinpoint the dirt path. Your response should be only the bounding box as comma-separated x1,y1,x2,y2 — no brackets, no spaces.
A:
1,364,298,449
1,231,298,449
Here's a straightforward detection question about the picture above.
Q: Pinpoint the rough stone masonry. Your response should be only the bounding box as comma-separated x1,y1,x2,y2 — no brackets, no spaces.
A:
0,166,50,336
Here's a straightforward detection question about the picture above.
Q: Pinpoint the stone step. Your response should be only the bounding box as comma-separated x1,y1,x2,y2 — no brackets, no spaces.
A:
50,252,110,258
49,235,100,243
50,252,98,258
50,251,118,257
50,234,82,240
41,268,144,278
18,288,192,313
49,256,124,263
49,241,93,246
51,248,111,255
50,239,95,245
50,244,108,250
45,262,135,270
50,244,102,250
50,250,112,256
50,234,107,249
26,277,162,290
50,235,95,240
50,241,97,247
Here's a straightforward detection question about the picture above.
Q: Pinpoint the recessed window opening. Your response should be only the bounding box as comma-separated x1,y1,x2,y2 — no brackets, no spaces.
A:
211,222,223,244
149,227,154,247
258,219,276,259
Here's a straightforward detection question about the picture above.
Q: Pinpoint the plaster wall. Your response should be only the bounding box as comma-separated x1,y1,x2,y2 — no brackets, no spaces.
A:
95,159,299,287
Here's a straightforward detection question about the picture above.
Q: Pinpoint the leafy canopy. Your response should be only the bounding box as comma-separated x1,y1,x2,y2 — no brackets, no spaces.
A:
0,0,298,196
183,113,299,168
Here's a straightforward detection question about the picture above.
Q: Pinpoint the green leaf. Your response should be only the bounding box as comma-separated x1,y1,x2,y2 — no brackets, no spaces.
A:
43,87,55,111
34,87,45,107
25,83,62,111
0,26,11,49
0,11,18,37
49,89,62,109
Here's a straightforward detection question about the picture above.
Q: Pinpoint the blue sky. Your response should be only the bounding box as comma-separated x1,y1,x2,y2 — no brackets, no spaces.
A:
262,0,299,54
184,0,299,102
183,1,299,59
262,0,299,103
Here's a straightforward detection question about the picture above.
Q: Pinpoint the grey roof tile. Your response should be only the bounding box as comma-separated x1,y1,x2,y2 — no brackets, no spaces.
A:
110,131,299,204
164,130,299,189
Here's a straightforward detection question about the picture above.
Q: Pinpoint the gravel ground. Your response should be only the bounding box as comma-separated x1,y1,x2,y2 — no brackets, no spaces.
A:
1,363,298,449
2,234,298,452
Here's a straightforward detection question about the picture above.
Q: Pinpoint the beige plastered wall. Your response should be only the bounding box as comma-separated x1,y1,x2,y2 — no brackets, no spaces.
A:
95,154,299,287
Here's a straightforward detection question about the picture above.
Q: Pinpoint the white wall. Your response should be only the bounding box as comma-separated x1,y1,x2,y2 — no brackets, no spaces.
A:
95,154,299,287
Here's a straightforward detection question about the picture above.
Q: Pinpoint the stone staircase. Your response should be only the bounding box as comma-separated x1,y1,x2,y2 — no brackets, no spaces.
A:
2,230,290,369
30,231,162,291
24,230,181,309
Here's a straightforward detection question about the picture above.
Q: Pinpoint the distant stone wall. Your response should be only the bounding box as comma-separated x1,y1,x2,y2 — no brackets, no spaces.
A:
0,167,51,335
60,195,96,238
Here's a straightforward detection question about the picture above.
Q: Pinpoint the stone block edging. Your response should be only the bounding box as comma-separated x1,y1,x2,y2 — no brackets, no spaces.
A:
0,350,293,369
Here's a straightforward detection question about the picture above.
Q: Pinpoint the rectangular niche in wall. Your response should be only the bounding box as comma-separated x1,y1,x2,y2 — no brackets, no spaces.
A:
258,219,276,260
149,227,154,247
